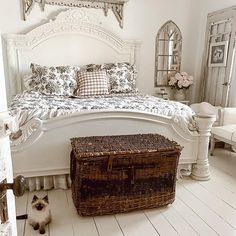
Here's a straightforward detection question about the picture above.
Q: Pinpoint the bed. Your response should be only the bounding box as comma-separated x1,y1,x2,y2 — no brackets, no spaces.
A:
4,9,215,190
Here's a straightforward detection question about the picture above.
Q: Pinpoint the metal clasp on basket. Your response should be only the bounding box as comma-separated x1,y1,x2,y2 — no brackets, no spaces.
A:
107,155,113,172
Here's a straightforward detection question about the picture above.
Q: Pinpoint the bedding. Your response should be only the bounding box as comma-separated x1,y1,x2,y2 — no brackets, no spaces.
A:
85,62,137,93
9,91,195,137
24,63,80,96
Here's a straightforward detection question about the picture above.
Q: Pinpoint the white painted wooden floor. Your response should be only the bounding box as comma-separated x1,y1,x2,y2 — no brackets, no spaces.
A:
16,148,236,236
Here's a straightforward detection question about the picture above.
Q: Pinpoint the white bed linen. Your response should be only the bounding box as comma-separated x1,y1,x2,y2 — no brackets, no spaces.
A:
10,91,195,132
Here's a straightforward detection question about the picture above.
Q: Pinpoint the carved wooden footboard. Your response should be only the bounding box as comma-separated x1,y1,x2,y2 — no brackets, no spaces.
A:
11,110,215,181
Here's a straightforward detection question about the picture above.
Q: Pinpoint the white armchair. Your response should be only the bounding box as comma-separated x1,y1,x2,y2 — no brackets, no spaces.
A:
210,108,236,155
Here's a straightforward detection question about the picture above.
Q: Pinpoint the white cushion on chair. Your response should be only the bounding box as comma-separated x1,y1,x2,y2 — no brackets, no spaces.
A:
212,125,236,142
222,108,236,125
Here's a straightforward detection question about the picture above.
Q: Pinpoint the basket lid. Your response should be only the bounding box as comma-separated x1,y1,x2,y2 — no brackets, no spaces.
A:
70,134,182,158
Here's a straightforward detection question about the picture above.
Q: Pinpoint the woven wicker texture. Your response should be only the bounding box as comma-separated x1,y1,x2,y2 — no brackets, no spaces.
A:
70,133,181,216
70,133,181,158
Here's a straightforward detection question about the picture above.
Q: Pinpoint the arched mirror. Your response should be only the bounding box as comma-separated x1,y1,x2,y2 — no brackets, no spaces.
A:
155,20,182,87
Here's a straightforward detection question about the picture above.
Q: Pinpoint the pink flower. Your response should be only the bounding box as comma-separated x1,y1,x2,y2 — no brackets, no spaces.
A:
168,72,193,89
180,72,188,76
168,76,177,86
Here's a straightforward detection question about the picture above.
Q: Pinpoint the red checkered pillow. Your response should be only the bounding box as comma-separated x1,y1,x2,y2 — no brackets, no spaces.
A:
76,71,109,96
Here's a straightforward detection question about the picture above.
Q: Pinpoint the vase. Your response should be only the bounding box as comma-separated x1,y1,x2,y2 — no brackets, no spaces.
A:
174,89,185,101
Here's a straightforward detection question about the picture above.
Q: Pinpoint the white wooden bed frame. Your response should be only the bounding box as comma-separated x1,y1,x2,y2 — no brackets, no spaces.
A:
4,9,215,186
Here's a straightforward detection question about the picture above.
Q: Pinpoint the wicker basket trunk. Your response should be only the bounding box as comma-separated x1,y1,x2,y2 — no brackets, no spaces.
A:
70,134,181,216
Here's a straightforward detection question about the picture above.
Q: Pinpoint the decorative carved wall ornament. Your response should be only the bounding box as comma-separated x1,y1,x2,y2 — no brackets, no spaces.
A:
22,0,129,28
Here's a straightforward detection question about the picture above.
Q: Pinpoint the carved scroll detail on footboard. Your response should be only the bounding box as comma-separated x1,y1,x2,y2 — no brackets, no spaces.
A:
171,115,198,136
11,118,43,147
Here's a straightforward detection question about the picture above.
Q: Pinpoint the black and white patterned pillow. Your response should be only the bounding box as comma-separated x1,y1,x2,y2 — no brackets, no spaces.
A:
85,63,114,72
24,63,80,96
107,63,137,93
76,71,109,96
85,62,137,93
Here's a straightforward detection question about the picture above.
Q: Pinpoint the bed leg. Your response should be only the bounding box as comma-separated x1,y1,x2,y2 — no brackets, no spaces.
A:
191,114,216,181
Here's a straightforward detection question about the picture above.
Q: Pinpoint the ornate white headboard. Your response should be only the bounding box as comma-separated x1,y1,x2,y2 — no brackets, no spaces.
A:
4,9,141,103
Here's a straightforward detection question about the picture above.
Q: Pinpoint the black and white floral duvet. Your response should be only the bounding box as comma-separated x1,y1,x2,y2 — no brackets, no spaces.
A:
9,91,195,129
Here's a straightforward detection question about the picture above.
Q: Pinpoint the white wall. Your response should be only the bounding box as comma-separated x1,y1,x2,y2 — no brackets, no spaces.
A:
0,0,203,100
1,0,235,102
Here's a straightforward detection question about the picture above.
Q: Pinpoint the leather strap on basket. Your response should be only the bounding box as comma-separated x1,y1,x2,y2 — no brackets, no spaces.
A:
128,167,135,185
107,156,136,185
107,156,113,172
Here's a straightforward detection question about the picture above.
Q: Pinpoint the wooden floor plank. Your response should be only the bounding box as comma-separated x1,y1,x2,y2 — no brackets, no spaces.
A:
144,208,178,236
159,204,198,236
199,173,236,210
209,148,236,179
181,178,236,229
48,189,74,236
15,192,28,236
210,166,236,194
24,191,49,236
176,182,236,235
115,211,159,236
65,189,99,236
173,197,218,236
15,148,236,236
94,215,124,236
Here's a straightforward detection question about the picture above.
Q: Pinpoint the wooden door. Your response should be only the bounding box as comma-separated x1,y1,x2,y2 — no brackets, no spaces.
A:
201,6,236,106
0,34,17,235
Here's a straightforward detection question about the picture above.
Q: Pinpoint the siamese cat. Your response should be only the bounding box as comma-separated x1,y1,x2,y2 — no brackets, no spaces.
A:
17,195,51,234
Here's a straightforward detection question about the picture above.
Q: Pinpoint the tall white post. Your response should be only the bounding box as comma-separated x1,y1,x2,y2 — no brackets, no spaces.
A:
0,33,17,236
191,114,216,181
